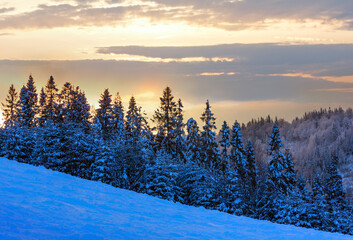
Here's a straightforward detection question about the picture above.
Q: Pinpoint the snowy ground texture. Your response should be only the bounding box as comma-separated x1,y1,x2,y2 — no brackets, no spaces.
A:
0,158,352,240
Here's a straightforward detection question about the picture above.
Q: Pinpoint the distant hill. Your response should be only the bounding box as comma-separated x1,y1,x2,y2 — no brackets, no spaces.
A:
242,107,353,198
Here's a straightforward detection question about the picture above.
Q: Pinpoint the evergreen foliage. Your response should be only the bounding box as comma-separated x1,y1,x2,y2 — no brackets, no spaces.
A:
1,79,352,236
200,100,221,170
1,84,18,128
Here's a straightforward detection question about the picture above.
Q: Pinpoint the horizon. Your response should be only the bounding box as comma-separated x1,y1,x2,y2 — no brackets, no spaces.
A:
1,74,351,128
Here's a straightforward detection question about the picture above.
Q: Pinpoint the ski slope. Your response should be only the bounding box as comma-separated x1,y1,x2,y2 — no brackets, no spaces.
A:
0,158,351,240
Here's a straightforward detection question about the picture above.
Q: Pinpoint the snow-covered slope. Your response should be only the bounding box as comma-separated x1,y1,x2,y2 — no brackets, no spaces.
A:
0,158,351,240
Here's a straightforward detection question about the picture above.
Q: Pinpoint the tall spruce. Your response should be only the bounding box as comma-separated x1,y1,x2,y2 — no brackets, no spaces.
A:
111,92,125,139
186,118,202,165
16,75,38,127
153,87,178,155
95,89,113,140
267,123,286,193
174,99,186,162
325,154,345,208
230,121,246,180
284,149,296,192
245,140,257,213
1,84,18,128
219,121,230,172
44,76,58,123
200,100,221,170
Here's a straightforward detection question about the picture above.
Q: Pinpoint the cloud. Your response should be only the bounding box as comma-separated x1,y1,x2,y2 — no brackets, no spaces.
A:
0,7,15,14
0,32,14,36
1,56,353,124
0,0,353,30
0,4,140,29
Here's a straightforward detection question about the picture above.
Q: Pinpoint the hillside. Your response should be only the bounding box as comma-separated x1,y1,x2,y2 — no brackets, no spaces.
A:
241,108,353,197
0,157,351,240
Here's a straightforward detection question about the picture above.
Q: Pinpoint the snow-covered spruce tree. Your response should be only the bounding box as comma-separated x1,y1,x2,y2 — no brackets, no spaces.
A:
309,174,326,230
111,92,125,141
325,154,346,208
218,166,244,215
153,87,178,155
174,99,187,162
275,176,311,228
230,121,246,181
16,75,38,128
244,140,258,215
200,100,221,171
267,123,287,193
219,121,230,172
38,76,58,125
125,96,140,143
34,120,63,168
37,88,47,126
123,97,153,190
257,123,287,220
1,123,33,163
283,149,296,192
1,84,18,128
53,83,92,177
185,118,202,166
91,132,117,184
95,89,113,140
145,149,182,202
323,154,352,234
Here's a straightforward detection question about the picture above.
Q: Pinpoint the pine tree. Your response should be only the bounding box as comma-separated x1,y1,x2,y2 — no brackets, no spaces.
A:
1,84,18,128
325,154,345,208
111,92,125,140
284,149,296,192
174,99,186,162
40,76,59,124
245,140,257,214
267,123,286,193
230,121,246,181
153,87,178,155
310,174,326,229
185,118,202,165
125,96,140,142
200,100,221,170
219,121,230,172
16,75,38,127
219,168,244,215
37,87,47,126
95,89,113,140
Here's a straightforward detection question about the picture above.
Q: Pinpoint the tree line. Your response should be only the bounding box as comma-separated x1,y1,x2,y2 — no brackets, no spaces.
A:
1,75,352,235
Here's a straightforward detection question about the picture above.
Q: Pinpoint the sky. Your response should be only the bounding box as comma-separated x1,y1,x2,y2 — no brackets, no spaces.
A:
1,0,353,126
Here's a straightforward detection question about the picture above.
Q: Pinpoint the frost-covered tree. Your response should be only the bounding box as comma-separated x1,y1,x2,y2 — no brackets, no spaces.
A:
153,87,178,155
230,121,246,183
219,121,230,172
185,118,202,165
200,100,221,170
145,149,182,202
111,92,125,140
38,76,58,125
284,149,296,192
174,99,186,162
95,89,113,140
16,75,38,127
125,96,140,142
244,140,257,214
1,84,18,128
267,123,286,193
325,154,345,208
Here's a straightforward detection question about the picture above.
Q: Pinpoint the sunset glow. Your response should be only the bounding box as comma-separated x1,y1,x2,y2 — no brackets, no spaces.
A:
1,0,353,125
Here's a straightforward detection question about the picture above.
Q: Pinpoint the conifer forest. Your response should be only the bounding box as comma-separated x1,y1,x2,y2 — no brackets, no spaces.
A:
1,75,352,235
